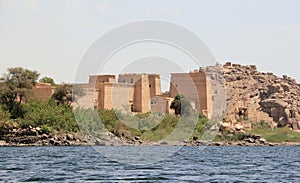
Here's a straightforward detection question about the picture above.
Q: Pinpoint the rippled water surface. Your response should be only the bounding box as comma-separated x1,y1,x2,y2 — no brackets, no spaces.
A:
1,146,300,182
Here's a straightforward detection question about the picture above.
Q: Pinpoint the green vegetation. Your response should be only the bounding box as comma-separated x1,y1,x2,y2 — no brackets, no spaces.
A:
0,67,39,118
51,84,73,106
74,108,105,138
214,132,246,142
1,67,300,144
39,76,55,85
93,109,210,141
170,94,192,116
0,107,12,129
52,84,85,106
98,109,141,138
141,114,179,141
191,114,210,140
74,108,211,142
212,121,300,143
21,100,78,133
0,67,203,141
0,67,79,134
0,97,80,134
251,121,300,143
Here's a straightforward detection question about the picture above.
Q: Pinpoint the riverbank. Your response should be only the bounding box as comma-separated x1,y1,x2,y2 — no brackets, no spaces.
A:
2,139,300,147
1,127,300,147
0,127,88,147
3,133,300,147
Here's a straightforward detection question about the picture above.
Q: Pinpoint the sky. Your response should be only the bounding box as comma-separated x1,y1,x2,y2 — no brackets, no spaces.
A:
1,0,300,91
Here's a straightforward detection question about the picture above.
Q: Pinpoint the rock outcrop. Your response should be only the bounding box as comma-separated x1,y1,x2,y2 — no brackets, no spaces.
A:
0,126,144,147
221,62,300,130
0,127,89,146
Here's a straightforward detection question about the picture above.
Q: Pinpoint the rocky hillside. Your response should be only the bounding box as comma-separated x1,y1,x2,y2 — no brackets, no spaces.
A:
221,62,300,130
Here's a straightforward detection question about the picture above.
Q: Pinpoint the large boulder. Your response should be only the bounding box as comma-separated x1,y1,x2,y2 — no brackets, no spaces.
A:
220,123,231,131
259,99,290,127
267,84,283,95
260,99,289,108
281,83,290,92
235,124,244,131
67,134,74,141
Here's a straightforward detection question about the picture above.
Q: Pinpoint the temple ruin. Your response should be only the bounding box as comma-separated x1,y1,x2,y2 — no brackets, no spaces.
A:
75,70,213,118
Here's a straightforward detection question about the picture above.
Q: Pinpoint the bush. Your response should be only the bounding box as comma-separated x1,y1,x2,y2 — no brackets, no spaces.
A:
135,113,150,119
97,109,140,138
74,108,105,136
252,120,272,129
0,107,12,129
141,114,180,141
41,124,52,134
251,122,300,143
21,100,78,132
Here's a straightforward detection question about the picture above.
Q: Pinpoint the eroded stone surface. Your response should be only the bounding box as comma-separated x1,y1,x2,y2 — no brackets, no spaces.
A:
220,62,300,130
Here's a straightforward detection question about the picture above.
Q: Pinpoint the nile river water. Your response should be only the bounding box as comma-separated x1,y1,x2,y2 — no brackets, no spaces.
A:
1,146,300,182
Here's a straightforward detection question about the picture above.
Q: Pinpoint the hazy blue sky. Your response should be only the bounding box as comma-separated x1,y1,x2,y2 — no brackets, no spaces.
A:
1,0,300,85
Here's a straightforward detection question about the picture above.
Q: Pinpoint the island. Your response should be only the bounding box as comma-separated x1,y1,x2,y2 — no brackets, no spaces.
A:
1,62,300,147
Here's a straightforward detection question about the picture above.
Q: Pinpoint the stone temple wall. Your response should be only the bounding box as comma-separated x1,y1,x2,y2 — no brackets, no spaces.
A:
118,74,148,112
32,82,55,102
111,84,134,111
148,74,162,97
89,75,115,84
133,75,151,113
169,72,212,118
74,71,212,117
151,96,168,114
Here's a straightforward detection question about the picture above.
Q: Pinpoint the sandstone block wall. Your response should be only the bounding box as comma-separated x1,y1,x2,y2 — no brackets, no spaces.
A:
111,84,134,111
148,74,162,97
89,75,115,84
151,96,168,114
169,72,212,118
73,88,96,109
118,74,152,113
134,75,151,113
74,71,212,118
118,74,142,84
32,82,55,102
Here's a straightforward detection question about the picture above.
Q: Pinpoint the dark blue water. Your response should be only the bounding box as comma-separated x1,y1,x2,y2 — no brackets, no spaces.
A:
0,146,300,182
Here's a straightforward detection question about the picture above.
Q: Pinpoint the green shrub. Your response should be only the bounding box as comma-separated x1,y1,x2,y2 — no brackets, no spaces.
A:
0,107,12,129
135,113,150,119
252,123,300,143
41,124,52,134
21,100,78,132
97,109,140,138
74,108,104,135
253,120,272,129
141,114,180,141
190,114,209,140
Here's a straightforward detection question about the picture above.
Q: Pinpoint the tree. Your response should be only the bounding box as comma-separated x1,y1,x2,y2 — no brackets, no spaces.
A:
170,94,192,116
0,67,39,118
52,84,73,106
51,84,85,106
39,76,55,85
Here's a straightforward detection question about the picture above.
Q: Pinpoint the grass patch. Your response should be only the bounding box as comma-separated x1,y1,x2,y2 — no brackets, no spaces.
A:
97,110,210,142
213,132,246,142
251,121,300,143
141,114,179,141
